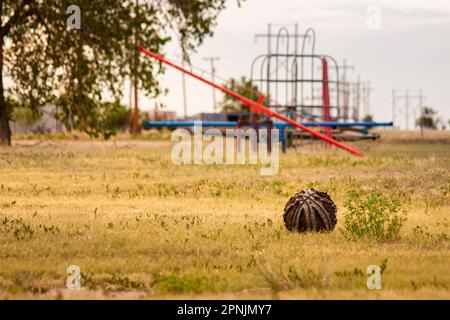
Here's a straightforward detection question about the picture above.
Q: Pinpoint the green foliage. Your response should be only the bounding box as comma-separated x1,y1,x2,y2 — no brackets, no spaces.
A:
411,225,449,245
416,107,438,129
11,108,40,126
342,190,407,241
0,0,241,143
104,102,129,133
334,267,364,278
221,76,264,112
334,258,387,278
167,0,243,56
380,258,388,274
258,266,328,293
1,215,34,240
10,98,41,125
152,273,217,293
362,114,373,122
56,95,128,139
80,272,147,291
286,268,328,289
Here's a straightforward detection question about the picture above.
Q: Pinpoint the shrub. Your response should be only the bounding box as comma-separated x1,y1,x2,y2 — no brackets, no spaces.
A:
11,106,41,126
56,95,129,140
258,266,328,293
342,190,407,241
151,274,217,293
103,102,129,134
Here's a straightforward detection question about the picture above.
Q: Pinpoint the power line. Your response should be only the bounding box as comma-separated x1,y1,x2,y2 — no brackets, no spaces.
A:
203,57,221,112
337,59,355,121
175,54,188,118
222,28,255,55
362,80,374,117
392,89,425,130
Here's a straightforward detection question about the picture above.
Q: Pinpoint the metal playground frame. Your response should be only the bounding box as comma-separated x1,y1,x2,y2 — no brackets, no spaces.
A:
139,25,393,157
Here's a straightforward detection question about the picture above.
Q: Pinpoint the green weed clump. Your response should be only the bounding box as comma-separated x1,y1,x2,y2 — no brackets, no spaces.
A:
0,215,35,240
342,190,407,241
151,274,218,293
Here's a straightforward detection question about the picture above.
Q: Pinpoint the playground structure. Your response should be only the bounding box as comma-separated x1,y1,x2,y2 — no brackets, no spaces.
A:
248,25,388,144
140,25,393,156
250,26,341,122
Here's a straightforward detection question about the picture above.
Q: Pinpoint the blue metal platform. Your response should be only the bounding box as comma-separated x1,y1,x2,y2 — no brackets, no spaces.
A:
143,120,393,129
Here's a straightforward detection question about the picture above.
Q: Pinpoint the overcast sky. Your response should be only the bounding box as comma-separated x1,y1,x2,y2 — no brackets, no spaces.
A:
139,0,450,129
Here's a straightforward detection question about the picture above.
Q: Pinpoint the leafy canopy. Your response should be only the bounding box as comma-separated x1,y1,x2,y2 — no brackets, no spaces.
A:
1,0,241,141
416,107,438,129
221,76,264,113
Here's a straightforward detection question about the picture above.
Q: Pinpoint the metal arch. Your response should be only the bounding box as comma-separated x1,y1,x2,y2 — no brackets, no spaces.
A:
249,26,343,121
251,53,288,113
259,55,271,103
250,54,267,82
250,54,269,94
301,28,316,108
254,54,341,107
275,27,290,106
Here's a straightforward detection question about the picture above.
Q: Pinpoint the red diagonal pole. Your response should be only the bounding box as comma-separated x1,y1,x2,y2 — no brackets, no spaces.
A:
322,58,333,143
138,47,365,157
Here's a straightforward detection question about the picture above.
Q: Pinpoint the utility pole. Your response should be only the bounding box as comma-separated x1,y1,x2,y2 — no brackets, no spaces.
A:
132,63,140,133
130,0,140,134
418,90,424,137
181,60,188,118
176,54,188,119
255,23,272,101
392,90,396,129
352,75,361,121
405,89,409,130
203,56,220,112
392,90,425,130
362,80,374,118
129,75,133,124
337,59,355,121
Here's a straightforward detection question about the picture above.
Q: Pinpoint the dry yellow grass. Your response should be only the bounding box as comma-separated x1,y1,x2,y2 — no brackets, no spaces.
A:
0,131,449,299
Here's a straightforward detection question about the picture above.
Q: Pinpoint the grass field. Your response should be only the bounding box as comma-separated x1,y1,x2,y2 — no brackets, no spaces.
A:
0,131,449,299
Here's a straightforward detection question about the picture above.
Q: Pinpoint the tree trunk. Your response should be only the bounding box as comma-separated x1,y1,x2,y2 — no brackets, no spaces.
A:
0,36,12,146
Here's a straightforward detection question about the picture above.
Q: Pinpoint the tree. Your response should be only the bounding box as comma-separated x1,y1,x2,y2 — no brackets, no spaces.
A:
55,96,129,139
221,76,264,113
362,114,373,122
10,99,40,126
0,0,241,145
416,107,438,130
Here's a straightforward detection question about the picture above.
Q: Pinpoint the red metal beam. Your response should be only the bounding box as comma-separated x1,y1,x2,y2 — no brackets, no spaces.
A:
138,47,365,157
321,58,333,141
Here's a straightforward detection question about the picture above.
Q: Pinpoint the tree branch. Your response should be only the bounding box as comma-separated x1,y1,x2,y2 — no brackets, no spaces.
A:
0,0,34,38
